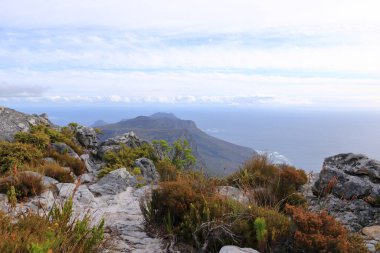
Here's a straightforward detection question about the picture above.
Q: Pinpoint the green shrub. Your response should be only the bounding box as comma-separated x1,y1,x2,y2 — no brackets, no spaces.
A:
0,142,43,174
0,198,105,252
145,168,291,252
30,124,83,156
156,159,177,181
14,132,50,151
99,143,156,177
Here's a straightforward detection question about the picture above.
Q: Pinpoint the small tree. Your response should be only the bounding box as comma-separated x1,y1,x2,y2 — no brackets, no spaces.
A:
171,139,196,170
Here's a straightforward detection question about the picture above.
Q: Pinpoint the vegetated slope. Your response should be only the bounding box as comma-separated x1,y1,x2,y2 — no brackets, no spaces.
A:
98,113,256,175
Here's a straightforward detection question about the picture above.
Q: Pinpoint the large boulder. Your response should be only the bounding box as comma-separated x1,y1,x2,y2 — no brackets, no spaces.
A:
313,153,380,200
134,158,159,183
75,126,98,148
0,106,52,141
56,183,96,206
51,142,80,159
308,153,380,232
89,168,137,195
216,186,250,204
97,132,148,158
219,246,260,253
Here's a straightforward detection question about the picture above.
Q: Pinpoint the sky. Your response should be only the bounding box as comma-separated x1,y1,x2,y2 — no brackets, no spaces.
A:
1,0,380,108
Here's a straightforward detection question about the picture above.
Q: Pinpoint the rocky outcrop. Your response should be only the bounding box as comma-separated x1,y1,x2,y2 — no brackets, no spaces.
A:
313,153,380,200
89,168,137,196
219,246,260,253
309,153,380,232
0,106,52,141
97,132,148,159
51,142,80,159
75,126,98,149
134,158,159,183
306,153,380,252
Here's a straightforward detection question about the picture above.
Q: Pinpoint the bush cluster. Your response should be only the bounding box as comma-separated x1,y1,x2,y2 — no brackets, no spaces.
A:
227,156,308,209
41,161,75,183
15,124,83,155
98,143,156,178
286,204,368,253
143,155,368,253
143,168,292,252
48,150,86,176
0,171,45,200
0,198,105,252
0,142,43,174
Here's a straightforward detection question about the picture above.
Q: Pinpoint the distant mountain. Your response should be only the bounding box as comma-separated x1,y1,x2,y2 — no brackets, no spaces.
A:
98,113,257,175
91,120,109,127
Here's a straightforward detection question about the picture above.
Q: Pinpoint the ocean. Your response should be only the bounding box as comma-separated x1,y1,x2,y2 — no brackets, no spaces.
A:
9,104,380,172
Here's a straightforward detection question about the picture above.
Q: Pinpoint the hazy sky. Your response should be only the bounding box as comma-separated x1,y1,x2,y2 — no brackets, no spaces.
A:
1,0,380,108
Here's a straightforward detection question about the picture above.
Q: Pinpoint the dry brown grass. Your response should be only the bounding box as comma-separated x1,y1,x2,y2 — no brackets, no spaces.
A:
48,150,86,176
41,161,75,183
0,171,45,199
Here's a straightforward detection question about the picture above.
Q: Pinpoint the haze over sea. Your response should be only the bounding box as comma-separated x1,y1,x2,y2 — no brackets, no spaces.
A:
10,104,380,172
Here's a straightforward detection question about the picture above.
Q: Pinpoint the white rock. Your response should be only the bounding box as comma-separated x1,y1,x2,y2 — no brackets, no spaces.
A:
219,246,260,253
216,186,250,204
89,168,137,195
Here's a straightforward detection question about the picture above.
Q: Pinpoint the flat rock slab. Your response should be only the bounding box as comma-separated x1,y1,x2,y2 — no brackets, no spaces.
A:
363,225,380,241
219,246,260,253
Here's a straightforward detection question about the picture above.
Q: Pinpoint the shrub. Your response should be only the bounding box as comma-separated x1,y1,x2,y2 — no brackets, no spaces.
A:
227,155,279,188
48,150,86,176
0,198,105,252
0,171,45,199
29,124,83,156
14,131,50,151
41,161,75,183
99,143,156,177
0,142,43,174
227,156,308,209
145,168,291,252
156,159,177,181
286,205,368,253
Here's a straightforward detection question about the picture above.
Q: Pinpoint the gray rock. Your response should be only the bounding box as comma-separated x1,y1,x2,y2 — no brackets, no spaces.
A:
97,132,148,158
0,106,53,141
56,183,95,206
308,154,380,232
89,168,137,195
79,173,96,183
42,157,56,163
75,126,98,148
216,186,250,204
134,158,159,183
219,246,260,253
29,190,55,210
51,142,80,159
313,153,380,200
80,154,104,173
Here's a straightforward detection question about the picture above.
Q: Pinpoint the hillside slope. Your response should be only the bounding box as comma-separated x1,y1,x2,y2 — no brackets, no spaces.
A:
98,113,256,175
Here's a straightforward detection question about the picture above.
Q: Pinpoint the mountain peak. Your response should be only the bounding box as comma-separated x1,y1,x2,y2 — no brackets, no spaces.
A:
150,112,179,120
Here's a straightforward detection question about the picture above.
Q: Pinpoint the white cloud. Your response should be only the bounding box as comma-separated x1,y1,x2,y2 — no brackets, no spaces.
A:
0,0,380,32
0,1,380,108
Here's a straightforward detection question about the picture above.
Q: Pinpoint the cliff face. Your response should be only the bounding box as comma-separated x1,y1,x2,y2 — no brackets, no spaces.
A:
0,106,52,141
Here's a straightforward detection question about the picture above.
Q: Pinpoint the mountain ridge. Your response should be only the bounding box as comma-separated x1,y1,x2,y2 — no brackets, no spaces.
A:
97,113,257,175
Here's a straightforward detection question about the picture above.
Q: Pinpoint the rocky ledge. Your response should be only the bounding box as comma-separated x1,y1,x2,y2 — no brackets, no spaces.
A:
0,106,53,141
305,153,380,252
